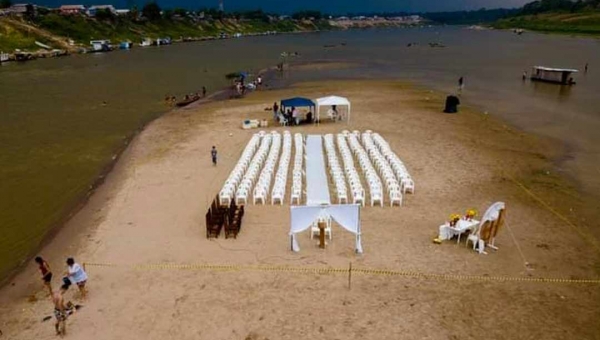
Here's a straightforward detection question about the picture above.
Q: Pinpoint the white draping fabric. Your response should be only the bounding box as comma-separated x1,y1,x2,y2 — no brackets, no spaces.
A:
289,205,362,253
306,135,331,205
481,202,505,222
474,202,505,235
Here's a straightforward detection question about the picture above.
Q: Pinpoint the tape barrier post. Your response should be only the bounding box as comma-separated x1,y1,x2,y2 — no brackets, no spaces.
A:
348,262,352,290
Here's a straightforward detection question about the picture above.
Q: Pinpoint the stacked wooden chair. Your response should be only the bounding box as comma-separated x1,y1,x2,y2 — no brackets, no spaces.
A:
206,195,245,239
224,200,245,239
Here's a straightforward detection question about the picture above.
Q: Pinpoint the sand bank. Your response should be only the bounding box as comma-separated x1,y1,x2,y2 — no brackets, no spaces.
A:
0,80,598,339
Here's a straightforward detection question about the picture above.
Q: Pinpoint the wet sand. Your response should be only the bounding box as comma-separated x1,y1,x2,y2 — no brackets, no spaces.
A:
0,80,598,339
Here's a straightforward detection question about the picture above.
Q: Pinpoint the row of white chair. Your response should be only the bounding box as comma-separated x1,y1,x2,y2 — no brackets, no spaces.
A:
362,132,403,206
219,133,261,206
252,132,282,205
337,134,366,206
324,134,348,204
235,133,273,205
270,131,292,205
347,134,384,207
371,133,415,194
290,133,304,205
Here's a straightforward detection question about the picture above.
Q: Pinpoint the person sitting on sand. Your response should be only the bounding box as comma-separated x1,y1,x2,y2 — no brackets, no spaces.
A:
35,256,53,296
53,283,69,336
65,258,88,298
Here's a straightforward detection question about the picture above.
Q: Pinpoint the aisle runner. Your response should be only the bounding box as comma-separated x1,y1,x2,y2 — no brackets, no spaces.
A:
306,135,331,205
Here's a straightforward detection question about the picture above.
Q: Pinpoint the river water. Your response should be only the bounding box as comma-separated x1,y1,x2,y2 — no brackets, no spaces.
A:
0,26,599,279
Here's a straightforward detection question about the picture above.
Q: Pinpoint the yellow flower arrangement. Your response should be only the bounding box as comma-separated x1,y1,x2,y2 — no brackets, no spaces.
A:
449,213,461,226
466,209,477,219
449,213,461,221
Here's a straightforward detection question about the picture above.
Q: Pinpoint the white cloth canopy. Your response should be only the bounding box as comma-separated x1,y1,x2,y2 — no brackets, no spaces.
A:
289,204,362,253
306,135,331,205
473,202,505,235
315,95,352,123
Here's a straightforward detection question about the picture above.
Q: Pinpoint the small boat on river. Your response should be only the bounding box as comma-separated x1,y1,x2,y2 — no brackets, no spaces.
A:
176,95,200,107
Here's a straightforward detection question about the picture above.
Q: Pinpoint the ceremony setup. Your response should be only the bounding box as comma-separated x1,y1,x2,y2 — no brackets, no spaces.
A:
210,128,416,250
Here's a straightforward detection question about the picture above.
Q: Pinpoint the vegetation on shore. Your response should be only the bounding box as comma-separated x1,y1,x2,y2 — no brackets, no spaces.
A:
0,5,333,52
493,0,600,35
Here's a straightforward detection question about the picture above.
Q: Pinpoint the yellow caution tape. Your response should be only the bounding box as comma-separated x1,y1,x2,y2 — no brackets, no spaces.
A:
83,262,600,285
505,172,600,253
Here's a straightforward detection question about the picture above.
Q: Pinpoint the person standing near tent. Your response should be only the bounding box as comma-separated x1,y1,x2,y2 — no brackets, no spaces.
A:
202,86,207,98
211,146,218,166
292,107,299,126
272,102,279,120
257,75,263,88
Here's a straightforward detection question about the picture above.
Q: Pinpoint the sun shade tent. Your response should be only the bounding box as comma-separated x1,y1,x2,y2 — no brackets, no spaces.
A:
280,97,316,110
315,96,352,123
289,204,362,253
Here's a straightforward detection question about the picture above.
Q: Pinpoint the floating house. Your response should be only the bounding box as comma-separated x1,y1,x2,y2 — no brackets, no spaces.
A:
530,66,578,85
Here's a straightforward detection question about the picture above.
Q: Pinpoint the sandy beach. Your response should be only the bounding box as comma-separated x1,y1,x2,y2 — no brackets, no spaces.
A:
0,79,599,339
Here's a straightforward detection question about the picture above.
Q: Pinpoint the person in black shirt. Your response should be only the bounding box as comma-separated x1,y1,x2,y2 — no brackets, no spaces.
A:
211,146,217,166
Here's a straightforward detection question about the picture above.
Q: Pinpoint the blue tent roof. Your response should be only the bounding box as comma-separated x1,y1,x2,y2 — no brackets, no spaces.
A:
281,97,315,108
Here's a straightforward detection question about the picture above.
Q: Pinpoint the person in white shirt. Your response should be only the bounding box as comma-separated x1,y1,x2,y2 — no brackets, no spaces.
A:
66,258,88,298
292,107,299,126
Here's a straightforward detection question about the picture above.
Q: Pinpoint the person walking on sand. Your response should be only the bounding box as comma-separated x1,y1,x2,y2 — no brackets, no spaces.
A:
522,71,527,81
202,86,207,98
52,283,69,336
585,63,588,73
35,256,53,296
458,76,464,91
211,146,218,166
65,258,87,298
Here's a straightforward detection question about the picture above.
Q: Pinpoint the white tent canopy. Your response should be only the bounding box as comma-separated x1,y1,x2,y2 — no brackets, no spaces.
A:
315,95,352,123
289,204,362,253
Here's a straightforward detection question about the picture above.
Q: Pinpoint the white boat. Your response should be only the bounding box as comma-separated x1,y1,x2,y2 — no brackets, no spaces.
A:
90,40,112,52
139,38,153,47
0,51,9,63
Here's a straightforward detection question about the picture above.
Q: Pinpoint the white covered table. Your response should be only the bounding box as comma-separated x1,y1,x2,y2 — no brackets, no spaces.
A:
438,219,479,244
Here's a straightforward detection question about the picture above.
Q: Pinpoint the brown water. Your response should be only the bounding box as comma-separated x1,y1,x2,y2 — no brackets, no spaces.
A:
0,27,599,280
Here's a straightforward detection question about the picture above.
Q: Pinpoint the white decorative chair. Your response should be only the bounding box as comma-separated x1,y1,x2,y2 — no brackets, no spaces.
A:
389,190,402,207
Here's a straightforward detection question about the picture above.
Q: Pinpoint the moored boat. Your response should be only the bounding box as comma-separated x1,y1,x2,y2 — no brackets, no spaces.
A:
119,41,133,50
176,95,200,107
90,40,112,53
0,51,9,63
